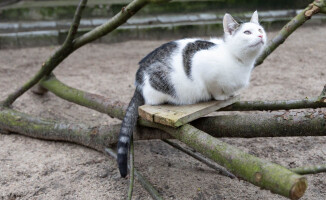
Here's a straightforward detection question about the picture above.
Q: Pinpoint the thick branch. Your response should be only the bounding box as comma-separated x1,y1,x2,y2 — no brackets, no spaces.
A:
221,97,326,111
192,110,326,138
255,3,320,66
141,121,307,200
0,107,171,151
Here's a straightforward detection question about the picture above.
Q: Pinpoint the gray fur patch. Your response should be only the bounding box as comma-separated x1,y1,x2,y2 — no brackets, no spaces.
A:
136,41,178,97
148,63,175,97
183,40,216,79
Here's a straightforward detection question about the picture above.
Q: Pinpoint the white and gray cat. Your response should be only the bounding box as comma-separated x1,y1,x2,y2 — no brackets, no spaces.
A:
117,11,267,177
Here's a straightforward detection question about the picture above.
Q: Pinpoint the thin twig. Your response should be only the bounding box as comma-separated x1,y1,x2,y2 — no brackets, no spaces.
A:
104,147,163,200
65,0,88,44
162,139,236,179
127,137,135,200
291,164,326,175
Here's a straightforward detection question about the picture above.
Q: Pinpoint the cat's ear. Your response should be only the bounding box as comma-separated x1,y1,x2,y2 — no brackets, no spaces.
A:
250,10,259,24
223,13,239,35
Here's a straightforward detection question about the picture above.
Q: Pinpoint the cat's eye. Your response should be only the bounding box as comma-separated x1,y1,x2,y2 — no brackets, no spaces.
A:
258,29,263,33
244,30,251,35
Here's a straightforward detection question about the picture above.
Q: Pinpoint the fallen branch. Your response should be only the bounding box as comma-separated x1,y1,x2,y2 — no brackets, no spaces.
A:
39,74,126,120
291,164,326,175
221,97,326,111
104,147,163,200
0,107,172,151
141,121,307,200
192,110,326,138
162,139,236,179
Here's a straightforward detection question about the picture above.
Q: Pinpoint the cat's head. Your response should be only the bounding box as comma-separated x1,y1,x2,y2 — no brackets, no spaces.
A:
223,11,266,57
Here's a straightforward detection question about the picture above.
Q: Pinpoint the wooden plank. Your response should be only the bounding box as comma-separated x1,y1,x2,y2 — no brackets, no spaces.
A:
138,95,240,127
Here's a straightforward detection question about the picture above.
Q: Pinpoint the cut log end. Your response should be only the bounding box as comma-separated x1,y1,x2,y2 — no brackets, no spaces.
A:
290,177,307,200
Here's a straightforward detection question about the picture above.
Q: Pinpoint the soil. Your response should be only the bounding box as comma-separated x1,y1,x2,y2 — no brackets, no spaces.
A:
0,24,326,200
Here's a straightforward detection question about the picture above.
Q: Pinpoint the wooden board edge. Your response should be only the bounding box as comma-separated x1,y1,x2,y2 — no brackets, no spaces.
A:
174,95,240,127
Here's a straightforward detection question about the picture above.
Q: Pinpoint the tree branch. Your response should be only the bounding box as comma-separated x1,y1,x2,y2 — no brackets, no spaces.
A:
291,164,326,175
255,2,321,66
162,139,236,179
318,84,326,102
65,0,88,44
39,74,126,120
192,110,326,138
128,137,135,200
0,107,172,151
221,96,326,111
104,147,163,200
141,121,307,200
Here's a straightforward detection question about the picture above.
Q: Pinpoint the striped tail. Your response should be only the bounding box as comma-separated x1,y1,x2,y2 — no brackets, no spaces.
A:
117,89,144,177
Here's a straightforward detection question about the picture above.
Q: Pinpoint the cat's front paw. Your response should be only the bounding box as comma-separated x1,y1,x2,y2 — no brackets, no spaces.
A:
213,95,230,101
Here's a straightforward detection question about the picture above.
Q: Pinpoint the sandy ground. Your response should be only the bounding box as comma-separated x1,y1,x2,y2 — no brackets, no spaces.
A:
0,24,326,200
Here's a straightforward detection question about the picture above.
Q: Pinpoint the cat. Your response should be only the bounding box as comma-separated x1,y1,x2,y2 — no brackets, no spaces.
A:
117,11,267,177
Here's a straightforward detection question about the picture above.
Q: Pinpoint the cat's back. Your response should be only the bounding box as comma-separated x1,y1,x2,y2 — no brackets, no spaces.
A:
138,38,221,67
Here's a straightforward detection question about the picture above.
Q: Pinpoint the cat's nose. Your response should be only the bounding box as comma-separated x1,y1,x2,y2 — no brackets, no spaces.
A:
258,35,263,38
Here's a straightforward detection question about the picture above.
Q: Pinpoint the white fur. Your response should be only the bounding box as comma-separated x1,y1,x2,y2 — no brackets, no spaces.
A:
142,12,267,105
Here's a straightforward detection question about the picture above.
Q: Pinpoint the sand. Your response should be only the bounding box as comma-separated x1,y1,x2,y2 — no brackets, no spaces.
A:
0,24,326,199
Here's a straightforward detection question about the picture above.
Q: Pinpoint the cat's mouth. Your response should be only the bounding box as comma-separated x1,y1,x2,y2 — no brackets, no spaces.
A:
250,41,264,48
